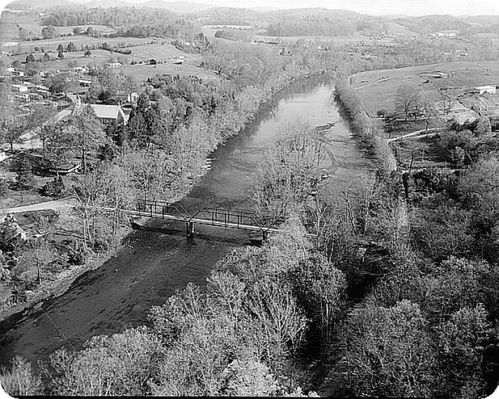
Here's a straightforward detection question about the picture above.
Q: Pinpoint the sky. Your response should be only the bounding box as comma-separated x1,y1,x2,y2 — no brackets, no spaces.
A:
2,0,499,16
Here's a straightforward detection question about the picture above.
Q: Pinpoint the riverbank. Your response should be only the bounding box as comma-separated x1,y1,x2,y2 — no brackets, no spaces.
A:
0,74,348,367
334,79,397,172
0,70,337,326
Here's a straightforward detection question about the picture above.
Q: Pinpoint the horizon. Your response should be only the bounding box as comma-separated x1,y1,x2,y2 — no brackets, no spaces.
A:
0,0,498,17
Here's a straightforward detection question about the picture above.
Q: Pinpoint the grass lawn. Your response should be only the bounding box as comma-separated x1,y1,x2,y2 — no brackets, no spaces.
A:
0,156,73,210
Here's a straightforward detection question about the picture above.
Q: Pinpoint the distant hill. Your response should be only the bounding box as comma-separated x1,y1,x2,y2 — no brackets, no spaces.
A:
249,6,278,13
460,15,499,26
6,0,73,9
262,8,385,37
382,22,417,37
84,0,131,8
193,7,263,26
395,14,471,33
265,8,365,20
139,0,213,13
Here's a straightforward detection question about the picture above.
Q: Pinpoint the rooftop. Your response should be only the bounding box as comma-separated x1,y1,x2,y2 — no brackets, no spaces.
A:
89,104,125,121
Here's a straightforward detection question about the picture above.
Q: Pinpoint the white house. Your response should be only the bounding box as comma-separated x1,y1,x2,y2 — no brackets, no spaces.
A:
88,104,127,125
11,84,29,93
474,85,496,95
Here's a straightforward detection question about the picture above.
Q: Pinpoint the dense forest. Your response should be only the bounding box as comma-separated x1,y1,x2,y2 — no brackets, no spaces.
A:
41,6,192,29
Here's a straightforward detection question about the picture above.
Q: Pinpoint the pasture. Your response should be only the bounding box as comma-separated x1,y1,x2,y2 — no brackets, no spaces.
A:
0,11,44,43
2,35,148,54
0,12,117,45
3,42,217,81
252,33,377,46
122,58,217,81
351,61,499,116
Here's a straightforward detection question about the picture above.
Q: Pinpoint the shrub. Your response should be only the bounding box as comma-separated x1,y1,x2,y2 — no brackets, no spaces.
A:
0,179,8,197
0,356,42,396
15,156,35,190
436,130,476,166
41,177,65,198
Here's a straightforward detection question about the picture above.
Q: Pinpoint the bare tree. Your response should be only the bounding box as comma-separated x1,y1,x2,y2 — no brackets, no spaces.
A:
395,84,423,121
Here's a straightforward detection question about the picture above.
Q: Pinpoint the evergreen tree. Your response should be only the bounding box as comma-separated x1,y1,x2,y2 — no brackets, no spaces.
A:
16,156,35,190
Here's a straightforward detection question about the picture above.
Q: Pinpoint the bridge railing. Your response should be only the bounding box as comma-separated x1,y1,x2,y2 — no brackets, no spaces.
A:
135,199,289,232
137,199,189,220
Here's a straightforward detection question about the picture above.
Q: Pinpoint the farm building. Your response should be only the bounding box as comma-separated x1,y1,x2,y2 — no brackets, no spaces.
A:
14,94,30,102
106,62,122,69
433,30,458,38
6,68,24,77
11,84,28,93
421,71,448,79
489,110,499,131
474,85,496,95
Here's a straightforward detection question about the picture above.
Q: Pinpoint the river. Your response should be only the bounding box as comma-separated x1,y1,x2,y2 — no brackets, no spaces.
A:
0,75,373,367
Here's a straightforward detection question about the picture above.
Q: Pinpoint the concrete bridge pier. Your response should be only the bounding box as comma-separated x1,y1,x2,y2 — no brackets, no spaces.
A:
186,221,194,238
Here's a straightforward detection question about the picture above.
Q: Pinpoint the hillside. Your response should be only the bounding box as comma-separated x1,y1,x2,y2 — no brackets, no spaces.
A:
263,8,385,37
6,0,73,9
394,14,471,33
140,0,213,13
193,7,263,26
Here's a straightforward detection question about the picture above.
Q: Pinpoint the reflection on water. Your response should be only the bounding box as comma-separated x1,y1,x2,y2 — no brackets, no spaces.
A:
179,76,363,212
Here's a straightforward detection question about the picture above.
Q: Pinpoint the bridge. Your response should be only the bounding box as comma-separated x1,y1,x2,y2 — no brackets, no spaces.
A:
106,199,300,240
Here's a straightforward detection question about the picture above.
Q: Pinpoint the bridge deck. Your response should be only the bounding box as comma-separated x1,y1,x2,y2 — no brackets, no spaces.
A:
105,208,285,234
101,200,317,238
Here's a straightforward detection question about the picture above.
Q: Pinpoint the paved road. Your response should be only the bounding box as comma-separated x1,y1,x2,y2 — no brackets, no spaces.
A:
387,127,443,143
0,198,75,218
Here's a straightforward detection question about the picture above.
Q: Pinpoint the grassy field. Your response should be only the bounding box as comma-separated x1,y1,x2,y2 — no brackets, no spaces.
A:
351,61,499,116
0,12,116,45
3,35,148,54
253,33,378,46
122,58,218,80
121,43,217,79
3,37,218,80
0,12,44,43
